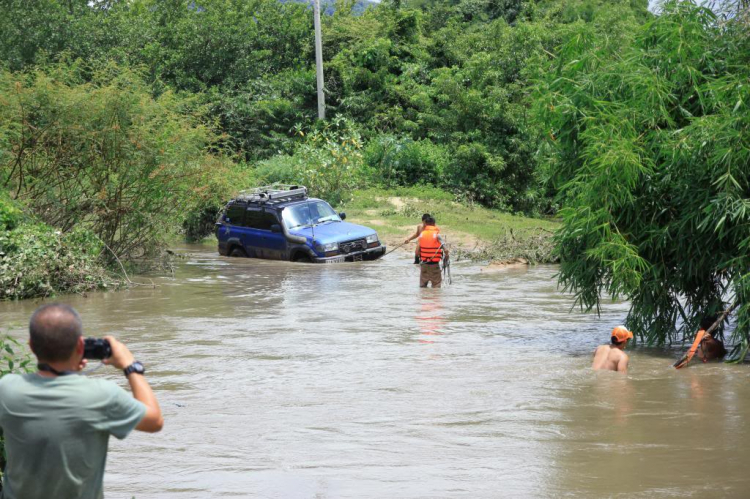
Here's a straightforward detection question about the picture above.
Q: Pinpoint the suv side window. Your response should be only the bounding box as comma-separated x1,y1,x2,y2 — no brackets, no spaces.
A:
243,209,263,229
260,211,279,230
244,209,279,230
224,203,246,225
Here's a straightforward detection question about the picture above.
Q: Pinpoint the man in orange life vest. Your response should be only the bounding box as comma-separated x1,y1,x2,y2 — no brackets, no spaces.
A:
404,213,431,264
416,216,449,288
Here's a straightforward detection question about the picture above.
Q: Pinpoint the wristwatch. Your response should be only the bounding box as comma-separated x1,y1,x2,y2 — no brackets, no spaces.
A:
123,361,146,377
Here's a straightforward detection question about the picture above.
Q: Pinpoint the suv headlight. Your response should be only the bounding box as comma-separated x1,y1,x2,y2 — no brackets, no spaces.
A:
366,234,379,244
316,242,338,252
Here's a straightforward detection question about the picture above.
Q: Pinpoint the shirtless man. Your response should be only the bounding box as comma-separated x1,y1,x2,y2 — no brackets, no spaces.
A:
696,316,727,361
592,326,633,373
404,214,431,264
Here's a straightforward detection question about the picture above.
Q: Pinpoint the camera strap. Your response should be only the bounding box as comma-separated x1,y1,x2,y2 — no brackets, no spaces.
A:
37,363,77,376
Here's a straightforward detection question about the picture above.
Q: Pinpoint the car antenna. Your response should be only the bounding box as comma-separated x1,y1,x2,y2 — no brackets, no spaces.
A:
307,197,315,242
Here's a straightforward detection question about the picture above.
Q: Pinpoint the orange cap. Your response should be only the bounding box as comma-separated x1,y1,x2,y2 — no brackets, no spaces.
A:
611,326,634,342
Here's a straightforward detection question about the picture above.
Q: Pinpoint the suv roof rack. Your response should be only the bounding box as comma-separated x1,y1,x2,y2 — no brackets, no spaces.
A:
236,184,308,204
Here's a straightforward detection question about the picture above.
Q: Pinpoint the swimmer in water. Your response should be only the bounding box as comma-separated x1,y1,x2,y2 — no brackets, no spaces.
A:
695,316,727,362
592,326,633,373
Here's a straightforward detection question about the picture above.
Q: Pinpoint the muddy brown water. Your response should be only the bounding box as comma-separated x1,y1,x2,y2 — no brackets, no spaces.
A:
1,244,749,498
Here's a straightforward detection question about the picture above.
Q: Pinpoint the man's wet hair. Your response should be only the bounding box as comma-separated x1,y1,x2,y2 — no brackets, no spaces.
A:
29,303,82,362
425,216,436,225
421,213,431,222
700,315,718,331
610,337,625,346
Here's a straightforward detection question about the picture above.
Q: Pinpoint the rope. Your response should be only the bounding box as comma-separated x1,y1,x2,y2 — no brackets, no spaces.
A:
383,241,409,257
443,257,452,285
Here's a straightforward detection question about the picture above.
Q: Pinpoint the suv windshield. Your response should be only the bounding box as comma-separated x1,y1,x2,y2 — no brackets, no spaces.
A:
282,201,341,229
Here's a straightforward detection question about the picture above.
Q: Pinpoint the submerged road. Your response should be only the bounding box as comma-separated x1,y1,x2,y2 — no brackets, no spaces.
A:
1,244,749,498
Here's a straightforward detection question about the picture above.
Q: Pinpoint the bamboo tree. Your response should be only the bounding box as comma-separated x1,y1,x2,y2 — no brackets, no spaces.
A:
537,0,750,354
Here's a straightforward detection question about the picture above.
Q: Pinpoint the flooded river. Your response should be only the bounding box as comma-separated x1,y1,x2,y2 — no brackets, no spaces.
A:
1,244,749,498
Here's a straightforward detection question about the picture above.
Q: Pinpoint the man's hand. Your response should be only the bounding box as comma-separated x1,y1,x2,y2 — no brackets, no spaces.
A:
102,336,136,370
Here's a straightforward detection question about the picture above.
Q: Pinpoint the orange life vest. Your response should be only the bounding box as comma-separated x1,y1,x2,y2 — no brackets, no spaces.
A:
419,226,443,263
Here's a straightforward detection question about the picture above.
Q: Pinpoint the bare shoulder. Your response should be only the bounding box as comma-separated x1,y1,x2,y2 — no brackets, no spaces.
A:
613,349,628,360
594,345,608,355
592,345,609,361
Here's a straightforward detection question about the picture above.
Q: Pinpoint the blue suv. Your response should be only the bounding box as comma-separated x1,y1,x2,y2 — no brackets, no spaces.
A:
216,185,386,263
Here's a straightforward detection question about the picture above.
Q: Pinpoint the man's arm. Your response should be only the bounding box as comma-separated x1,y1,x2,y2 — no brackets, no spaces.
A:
617,354,629,374
403,224,422,244
129,374,164,432
104,336,164,433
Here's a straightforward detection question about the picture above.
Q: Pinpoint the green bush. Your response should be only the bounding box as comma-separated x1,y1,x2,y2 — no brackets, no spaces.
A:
181,157,256,242
363,135,449,187
0,62,218,262
445,143,508,208
0,219,115,300
207,69,317,161
0,192,22,232
254,117,366,206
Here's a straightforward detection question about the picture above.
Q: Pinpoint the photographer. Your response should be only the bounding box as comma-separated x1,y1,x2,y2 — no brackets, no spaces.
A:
0,303,163,499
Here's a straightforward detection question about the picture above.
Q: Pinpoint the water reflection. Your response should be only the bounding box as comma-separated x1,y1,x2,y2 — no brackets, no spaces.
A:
416,292,445,344
547,355,750,498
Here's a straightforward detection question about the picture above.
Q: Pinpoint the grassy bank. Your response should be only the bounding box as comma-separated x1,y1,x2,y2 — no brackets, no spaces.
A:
340,187,559,263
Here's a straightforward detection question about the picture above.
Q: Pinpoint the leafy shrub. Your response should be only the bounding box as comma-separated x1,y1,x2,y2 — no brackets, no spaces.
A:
254,117,366,206
181,158,256,242
0,335,32,380
0,191,22,232
0,62,218,262
207,69,318,161
363,135,450,187
445,143,508,208
0,217,115,300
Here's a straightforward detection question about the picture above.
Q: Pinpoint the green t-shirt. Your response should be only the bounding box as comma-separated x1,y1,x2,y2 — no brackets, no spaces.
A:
0,373,146,499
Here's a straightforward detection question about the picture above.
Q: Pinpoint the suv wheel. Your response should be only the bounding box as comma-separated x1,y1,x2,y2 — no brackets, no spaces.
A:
229,247,247,258
293,254,312,263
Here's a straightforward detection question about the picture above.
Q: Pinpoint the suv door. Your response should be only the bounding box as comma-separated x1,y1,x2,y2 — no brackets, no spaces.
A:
240,208,267,258
257,209,286,260
242,208,286,260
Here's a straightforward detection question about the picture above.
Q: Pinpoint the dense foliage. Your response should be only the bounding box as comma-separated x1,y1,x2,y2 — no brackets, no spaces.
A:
254,117,366,206
539,1,750,350
0,62,241,261
0,0,651,212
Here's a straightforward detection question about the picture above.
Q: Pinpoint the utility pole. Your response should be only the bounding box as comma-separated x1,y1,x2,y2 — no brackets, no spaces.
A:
313,0,325,120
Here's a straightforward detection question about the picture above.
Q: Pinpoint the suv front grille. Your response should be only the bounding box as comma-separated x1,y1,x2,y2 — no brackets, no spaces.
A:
339,239,366,254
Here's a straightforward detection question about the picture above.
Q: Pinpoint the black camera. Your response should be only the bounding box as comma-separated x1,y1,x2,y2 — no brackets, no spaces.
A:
83,338,112,360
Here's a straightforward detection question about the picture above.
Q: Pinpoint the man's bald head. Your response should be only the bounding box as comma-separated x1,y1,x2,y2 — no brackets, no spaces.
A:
29,303,82,362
